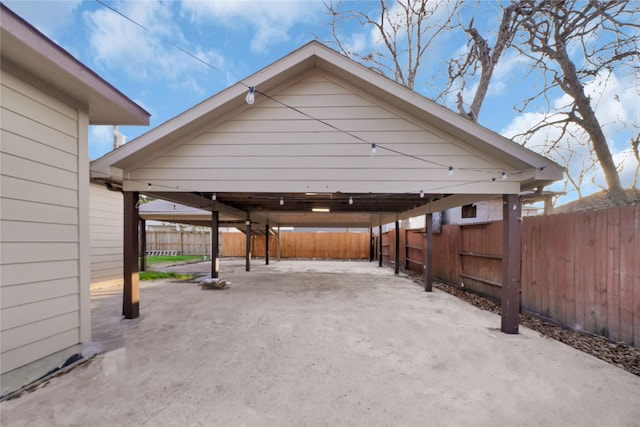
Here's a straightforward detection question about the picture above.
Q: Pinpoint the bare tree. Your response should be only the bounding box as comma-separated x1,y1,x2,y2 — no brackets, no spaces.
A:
444,2,521,121
323,0,460,90
324,0,639,203
510,0,639,203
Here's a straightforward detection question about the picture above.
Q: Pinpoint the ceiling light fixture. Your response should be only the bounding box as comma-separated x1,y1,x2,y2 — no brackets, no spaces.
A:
312,208,330,212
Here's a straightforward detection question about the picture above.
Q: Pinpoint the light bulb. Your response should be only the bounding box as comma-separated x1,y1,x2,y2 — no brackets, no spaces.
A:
370,143,377,156
419,190,424,199
501,172,507,180
212,193,216,201
349,196,353,205
448,166,454,176
279,197,284,206
245,86,255,104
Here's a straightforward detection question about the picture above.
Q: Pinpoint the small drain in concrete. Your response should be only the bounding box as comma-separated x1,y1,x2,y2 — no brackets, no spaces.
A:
199,278,231,290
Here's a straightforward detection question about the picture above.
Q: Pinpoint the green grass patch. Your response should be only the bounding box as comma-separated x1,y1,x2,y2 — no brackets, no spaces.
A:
143,255,207,265
140,271,193,281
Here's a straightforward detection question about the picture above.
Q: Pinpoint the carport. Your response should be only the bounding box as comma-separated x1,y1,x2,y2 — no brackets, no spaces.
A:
90,41,563,333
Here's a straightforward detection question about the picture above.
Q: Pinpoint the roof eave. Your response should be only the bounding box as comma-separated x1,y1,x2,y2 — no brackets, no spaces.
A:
0,4,150,126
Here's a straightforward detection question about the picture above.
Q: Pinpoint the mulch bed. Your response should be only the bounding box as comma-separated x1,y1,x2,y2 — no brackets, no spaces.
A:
409,275,640,377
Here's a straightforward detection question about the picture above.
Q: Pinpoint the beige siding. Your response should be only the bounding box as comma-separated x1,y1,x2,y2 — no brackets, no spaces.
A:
89,183,123,289
128,71,516,193
0,69,82,376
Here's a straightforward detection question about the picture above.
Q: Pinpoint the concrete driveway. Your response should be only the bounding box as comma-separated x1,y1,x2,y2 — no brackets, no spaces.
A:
2,259,639,426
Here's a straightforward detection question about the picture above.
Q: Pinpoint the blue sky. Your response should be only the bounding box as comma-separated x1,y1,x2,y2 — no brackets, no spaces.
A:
5,0,638,204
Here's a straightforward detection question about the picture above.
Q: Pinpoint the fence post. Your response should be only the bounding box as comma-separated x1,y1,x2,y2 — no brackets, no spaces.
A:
211,211,219,279
139,218,146,272
501,193,522,334
123,191,139,319
395,220,400,275
425,213,433,292
378,225,383,267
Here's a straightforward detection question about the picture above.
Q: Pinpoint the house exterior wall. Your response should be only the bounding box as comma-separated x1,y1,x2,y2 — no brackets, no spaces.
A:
0,69,90,389
90,183,123,290
127,71,517,195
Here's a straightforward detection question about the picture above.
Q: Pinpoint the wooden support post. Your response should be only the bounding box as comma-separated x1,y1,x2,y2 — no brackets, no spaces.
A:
123,191,140,319
265,223,270,265
425,213,433,292
276,226,281,261
378,224,383,267
139,218,146,272
211,210,219,279
369,227,374,262
394,220,400,275
501,193,522,334
245,218,251,272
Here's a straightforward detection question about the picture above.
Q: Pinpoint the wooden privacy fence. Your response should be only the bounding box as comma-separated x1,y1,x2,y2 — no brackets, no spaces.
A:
220,232,370,259
384,205,640,347
145,231,370,259
146,231,211,255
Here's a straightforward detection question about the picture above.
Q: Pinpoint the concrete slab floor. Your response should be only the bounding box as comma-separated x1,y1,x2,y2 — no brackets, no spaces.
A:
2,259,639,426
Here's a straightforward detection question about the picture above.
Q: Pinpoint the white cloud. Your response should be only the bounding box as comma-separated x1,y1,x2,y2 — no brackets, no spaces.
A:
84,2,225,83
181,0,323,54
3,0,82,38
501,70,640,200
89,125,117,160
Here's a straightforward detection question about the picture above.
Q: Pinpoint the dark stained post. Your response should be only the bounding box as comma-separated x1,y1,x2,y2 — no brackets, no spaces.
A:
139,218,146,272
245,218,251,272
378,224,383,267
211,210,219,279
276,226,281,261
425,213,433,292
123,191,140,319
369,227,374,262
394,220,400,275
502,193,522,334
265,223,270,265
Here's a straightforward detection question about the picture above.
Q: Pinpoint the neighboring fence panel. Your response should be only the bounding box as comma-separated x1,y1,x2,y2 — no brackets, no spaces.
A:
396,204,639,347
219,232,369,259
146,231,211,255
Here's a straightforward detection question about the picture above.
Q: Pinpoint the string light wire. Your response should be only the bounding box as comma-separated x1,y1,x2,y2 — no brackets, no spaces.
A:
94,1,548,195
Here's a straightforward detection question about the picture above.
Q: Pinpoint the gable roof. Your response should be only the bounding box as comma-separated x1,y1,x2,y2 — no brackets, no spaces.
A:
90,41,563,228
1,4,150,125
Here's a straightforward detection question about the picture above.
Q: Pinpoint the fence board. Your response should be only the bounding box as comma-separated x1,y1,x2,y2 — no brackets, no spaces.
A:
594,210,609,337
634,205,640,347
606,208,621,341
619,205,635,344
217,232,368,259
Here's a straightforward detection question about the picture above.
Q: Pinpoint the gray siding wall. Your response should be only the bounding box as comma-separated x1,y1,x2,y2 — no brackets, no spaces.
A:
0,69,87,377
90,183,123,289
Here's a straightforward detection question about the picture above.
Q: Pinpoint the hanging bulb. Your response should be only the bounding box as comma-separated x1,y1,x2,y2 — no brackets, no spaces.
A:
245,86,255,104
370,143,377,156
501,172,507,180
349,196,353,205
419,190,424,199
280,197,284,206
448,166,454,176
212,193,216,201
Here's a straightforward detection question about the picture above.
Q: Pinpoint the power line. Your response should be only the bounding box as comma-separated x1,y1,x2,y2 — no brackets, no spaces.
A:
94,0,540,180
95,0,219,72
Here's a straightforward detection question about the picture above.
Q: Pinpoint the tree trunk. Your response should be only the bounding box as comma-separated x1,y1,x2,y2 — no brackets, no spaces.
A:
554,48,627,203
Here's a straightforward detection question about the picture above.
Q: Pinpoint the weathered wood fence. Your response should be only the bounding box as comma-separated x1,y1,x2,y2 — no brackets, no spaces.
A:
145,231,370,260
382,205,640,347
220,232,370,259
146,231,211,255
